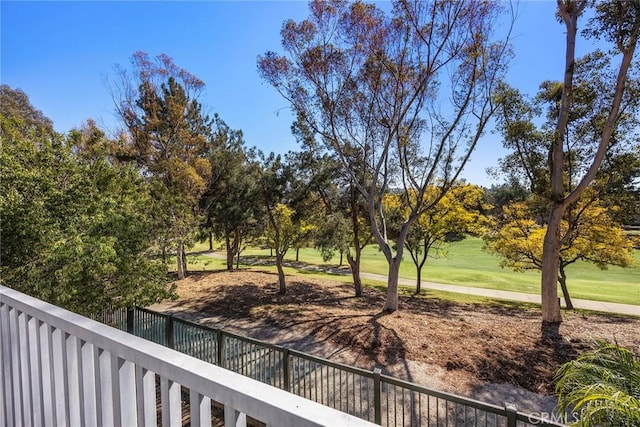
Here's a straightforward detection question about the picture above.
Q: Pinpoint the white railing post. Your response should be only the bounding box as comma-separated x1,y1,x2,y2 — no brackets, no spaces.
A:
9,307,23,427
160,376,181,426
51,327,68,426
66,334,82,427
80,341,98,426
142,367,157,427
18,311,33,427
0,303,9,426
38,322,55,427
189,390,211,427
118,358,138,426
28,316,43,426
98,350,114,426
39,322,56,427
224,404,247,427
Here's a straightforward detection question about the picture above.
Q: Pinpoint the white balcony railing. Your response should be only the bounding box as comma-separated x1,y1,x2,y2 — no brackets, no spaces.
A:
0,285,376,427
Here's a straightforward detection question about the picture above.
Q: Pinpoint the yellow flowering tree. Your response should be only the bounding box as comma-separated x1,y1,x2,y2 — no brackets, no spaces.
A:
385,184,490,293
484,200,635,308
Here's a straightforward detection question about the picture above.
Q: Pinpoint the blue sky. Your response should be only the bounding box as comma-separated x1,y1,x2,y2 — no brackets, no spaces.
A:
1,1,602,186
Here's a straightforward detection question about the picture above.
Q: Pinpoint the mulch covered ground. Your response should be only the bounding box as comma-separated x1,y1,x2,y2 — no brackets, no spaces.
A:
155,269,640,397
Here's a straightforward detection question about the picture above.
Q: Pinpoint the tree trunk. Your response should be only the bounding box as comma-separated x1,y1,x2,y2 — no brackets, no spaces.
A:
558,265,573,310
182,249,188,276
176,243,185,279
346,182,363,296
209,231,213,251
414,244,429,295
541,204,565,323
540,1,585,324
275,253,286,295
339,250,343,266
374,218,410,312
162,246,166,263
225,234,233,270
346,250,362,297
406,247,421,294
296,248,299,262
383,257,402,311
234,232,242,269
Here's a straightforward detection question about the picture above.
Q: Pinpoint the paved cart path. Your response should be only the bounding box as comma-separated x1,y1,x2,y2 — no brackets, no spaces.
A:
199,251,639,317
359,272,640,316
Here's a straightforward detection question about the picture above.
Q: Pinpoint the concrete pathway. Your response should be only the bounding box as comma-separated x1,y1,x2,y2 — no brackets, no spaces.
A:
359,272,640,317
199,251,640,317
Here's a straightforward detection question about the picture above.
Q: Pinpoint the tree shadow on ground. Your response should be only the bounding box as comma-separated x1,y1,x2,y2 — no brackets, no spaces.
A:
154,269,640,396
238,255,352,276
158,273,420,380
460,322,585,394
471,301,542,318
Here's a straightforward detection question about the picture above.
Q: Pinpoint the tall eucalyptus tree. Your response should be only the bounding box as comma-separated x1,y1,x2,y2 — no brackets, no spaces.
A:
259,0,513,310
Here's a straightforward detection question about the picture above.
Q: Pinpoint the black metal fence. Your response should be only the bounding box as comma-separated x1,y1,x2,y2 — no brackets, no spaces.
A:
93,307,566,427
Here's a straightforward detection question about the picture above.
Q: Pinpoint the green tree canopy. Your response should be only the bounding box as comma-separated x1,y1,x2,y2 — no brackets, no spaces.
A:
0,84,53,140
385,184,490,293
201,117,262,270
111,52,215,278
290,117,373,296
484,198,635,308
1,93,171,315
258,153,296,294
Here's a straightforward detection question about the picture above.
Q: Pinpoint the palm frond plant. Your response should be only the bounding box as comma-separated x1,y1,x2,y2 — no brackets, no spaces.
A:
555,342,640,426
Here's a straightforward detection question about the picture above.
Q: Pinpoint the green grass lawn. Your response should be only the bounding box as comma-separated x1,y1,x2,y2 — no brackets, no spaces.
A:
187,237,640,305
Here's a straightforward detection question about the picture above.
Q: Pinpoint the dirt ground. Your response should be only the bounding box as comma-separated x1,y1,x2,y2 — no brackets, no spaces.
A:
151,269,640,413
